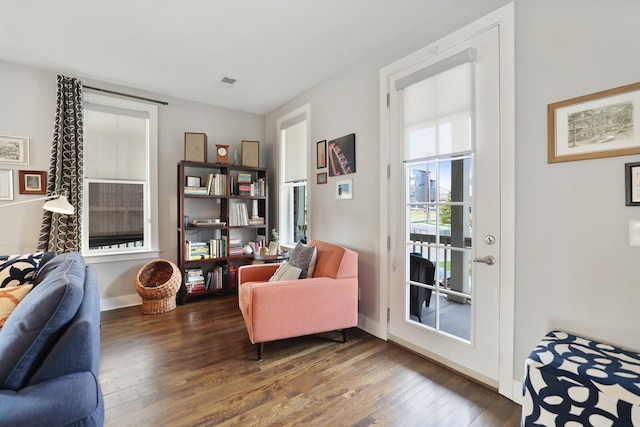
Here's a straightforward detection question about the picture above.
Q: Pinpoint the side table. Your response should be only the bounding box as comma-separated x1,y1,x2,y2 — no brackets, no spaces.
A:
252,252,290,264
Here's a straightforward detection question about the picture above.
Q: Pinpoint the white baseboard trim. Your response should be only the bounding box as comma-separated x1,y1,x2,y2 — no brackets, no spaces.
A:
100,293,141,312
357,313,386,340
512,379,523,405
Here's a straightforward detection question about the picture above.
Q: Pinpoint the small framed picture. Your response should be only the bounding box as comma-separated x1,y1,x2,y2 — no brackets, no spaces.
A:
336,179,352,200
0,135,29,165
0,169,13,200
625,161,640,206
185,176,201,187
18,170,46,194
184,132,207,162
268,241,279,255
317,140,326,169
241,140,260,167
317,172,327,184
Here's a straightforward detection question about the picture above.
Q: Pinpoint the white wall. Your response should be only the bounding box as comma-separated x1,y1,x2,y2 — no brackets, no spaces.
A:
0,61,57,254
0,60,264,308
266,0,640,387
514,0,640,379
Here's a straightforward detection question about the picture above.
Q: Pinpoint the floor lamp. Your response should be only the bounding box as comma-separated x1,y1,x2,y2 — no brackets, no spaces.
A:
0,193,75,215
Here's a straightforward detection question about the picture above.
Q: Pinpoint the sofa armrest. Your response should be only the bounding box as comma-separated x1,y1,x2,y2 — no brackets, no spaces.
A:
0,372,104,427
238,263,280,284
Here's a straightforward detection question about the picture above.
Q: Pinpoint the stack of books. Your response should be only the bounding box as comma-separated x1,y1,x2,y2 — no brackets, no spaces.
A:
248,216,265,225
228,237,244,256
186,241,209,260
236,173,252,195
185,267,205,293
184,186,209,196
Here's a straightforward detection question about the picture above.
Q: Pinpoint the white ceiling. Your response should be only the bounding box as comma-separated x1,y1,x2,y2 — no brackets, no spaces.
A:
0,0,504,114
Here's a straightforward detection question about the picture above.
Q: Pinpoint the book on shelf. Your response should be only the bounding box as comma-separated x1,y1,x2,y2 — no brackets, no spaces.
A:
204,266,225,291
208,237,228,258
248,216,265,225
228,237,244,256
184,186,209,195
204,173,226,195
233,177,265,196
185,267,205,293
238,183,252,196
237,173,252,183
228,267,238,290
229,201,249,226
186,241,210,260
252,178,266,196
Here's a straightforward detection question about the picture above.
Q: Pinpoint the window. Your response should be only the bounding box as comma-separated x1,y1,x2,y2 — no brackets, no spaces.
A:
277,105,310,247
82,93,159,259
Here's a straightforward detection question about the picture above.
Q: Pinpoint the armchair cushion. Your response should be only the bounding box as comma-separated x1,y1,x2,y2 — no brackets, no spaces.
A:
269,262,302,282
289,241,317,279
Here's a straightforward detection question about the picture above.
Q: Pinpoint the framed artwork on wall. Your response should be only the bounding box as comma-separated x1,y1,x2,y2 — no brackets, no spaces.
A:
328,133,356,176
316,140,326,169
184,132,207,162
0,169,13,200
241,140,260,167
0,135,29,165
18,170,46,195
336,179,352,200
317,172,327,184
625,161,640,206
548,81,640,163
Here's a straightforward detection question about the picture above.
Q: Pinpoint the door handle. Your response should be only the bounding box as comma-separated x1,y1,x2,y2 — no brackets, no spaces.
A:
473,255,496,265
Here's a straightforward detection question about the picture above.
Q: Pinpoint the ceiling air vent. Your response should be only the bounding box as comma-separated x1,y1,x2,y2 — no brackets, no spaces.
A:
216,76,237,89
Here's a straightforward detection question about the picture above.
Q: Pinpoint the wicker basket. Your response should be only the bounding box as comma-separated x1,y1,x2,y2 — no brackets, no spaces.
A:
135,260,181,314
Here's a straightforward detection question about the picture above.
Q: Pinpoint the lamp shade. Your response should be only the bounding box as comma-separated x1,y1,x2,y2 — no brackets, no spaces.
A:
42,195,75,215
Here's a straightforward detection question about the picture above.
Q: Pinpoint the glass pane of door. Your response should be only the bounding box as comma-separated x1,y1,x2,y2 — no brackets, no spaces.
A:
407,155,473,342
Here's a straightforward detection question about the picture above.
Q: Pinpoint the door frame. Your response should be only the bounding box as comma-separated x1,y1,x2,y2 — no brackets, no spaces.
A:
378,3,516,400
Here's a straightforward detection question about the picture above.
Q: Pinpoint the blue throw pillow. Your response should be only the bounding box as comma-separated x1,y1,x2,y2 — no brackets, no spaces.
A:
0,252,85,390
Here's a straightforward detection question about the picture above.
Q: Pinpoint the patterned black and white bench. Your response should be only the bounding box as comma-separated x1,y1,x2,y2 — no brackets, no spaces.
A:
522,330,640,426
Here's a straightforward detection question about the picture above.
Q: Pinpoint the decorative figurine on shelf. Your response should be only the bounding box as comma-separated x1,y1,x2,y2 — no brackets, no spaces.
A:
243,244,254,254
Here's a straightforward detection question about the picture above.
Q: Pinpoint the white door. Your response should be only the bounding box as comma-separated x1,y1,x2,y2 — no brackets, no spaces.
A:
385,24,503,386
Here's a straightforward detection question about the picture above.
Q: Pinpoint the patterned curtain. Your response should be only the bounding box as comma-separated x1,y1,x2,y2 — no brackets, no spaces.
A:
37,75,83,254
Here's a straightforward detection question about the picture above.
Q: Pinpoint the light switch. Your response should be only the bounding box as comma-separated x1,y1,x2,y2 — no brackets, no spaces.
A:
630,221,640,247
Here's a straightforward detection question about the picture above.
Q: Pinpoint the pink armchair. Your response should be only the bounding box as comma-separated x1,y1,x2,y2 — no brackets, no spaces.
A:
238,240,358,360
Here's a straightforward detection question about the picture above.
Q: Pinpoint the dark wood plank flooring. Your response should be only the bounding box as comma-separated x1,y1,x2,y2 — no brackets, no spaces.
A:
99,295,521,426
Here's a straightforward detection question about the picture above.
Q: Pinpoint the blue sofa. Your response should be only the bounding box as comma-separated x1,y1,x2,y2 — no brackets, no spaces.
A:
0,252,104,426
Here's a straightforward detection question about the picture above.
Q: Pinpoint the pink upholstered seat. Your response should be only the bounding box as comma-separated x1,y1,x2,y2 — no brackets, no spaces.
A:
238,240,358,360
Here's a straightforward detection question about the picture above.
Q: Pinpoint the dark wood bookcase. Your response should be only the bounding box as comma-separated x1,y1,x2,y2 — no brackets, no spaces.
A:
177,160,268,304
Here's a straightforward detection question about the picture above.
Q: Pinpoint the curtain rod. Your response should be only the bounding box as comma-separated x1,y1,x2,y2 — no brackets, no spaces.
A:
83,85,169,105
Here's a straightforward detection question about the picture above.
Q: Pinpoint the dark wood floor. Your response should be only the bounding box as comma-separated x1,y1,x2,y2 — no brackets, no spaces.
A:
99,295,521,426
